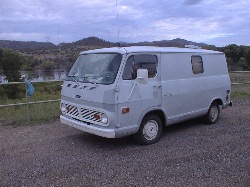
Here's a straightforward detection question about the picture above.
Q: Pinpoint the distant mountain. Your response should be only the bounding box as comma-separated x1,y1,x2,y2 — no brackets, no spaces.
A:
60,36,116,49
0,36,210,51
0,36,218,73
130,38,208,47
0,40,56,51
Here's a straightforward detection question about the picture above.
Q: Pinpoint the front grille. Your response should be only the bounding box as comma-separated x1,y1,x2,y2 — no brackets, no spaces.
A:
66,105,80,118
80,108,102,122
64,103,107,126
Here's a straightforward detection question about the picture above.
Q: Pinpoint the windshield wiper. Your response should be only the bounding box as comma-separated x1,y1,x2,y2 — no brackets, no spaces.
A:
68,75,78,83
68,67,80,83
81,76,97,84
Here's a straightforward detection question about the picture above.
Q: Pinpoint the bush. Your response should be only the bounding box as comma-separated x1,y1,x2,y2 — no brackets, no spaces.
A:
40,60,55,70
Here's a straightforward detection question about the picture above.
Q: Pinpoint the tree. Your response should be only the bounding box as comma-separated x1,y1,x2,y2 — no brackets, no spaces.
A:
223,44,247,70
0,49,23,82
226,57,234,71
40,60,55,70
21,56,37,70
0,48,3,70
66,52,78,71
0,49,23,99
203,45,219,51
238,57,247,70
244,47,250,70
0,48,3,58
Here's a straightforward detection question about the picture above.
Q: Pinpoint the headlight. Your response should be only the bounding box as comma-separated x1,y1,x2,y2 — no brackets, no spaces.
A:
61,103,66,113
100,113,108,124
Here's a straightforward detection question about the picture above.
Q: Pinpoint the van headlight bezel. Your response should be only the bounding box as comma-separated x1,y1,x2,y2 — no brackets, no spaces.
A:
61,103,66,113
100,113,108,124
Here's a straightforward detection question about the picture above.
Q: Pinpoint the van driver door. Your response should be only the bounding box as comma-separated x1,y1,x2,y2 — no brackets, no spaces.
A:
116,53,162,128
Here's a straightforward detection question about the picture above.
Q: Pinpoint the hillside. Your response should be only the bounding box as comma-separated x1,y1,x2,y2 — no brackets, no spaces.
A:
0,40,56,51
60,36,115,49
1,37,249,72
0,36,213,71
128,38,208,47
0,37,210,51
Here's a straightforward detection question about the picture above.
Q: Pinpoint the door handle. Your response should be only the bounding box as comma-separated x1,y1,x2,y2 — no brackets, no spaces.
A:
164,92,172,96
153,85,162,88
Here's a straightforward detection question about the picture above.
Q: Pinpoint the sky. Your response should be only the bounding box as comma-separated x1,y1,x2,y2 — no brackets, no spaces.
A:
0,0,249,47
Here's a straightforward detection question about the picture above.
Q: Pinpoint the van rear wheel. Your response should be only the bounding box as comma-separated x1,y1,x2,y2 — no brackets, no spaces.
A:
205,102,220,124
135,114,162,145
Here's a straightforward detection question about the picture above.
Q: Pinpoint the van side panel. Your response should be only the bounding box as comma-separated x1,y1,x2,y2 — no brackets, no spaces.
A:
161,53,230,125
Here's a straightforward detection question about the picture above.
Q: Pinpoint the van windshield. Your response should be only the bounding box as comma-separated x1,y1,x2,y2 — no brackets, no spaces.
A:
66,53,122,85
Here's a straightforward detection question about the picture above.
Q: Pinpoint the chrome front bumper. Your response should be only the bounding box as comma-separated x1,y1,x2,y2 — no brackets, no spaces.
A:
60,115,115,138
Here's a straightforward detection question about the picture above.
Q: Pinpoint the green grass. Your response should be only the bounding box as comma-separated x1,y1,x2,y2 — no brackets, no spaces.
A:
229,72,250,84
231,91,250,98
231,84,250,98
0,82,62,125
0,82,62,105
229,73,250,98
0,102,60,126
1,76,250,125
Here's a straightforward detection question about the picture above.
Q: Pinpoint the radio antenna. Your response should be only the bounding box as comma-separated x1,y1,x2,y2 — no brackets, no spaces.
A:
116,0,120,47
58,25,60,51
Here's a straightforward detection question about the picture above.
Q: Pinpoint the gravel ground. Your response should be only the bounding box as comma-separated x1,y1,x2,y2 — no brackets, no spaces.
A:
0,99,250,187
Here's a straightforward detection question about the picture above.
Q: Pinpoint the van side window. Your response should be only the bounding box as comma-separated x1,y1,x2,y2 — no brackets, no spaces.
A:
123,54,157,80
191,56,204,74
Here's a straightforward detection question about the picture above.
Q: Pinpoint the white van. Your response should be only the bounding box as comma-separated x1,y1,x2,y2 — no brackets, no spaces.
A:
60,46,232,145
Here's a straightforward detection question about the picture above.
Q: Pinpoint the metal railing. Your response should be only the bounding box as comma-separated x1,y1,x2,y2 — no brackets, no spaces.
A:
229,71,250,85
1,71,250,123
0,80,62,123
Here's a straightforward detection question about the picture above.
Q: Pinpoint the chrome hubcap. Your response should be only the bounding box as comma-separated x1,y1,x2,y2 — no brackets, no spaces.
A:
143,120,158,140
210,106,219,121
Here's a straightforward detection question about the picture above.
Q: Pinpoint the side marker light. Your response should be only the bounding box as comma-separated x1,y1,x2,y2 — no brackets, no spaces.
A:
122,107,130,114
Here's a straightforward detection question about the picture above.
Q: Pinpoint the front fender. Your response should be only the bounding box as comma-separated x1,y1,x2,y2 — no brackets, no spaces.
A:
137,106,167,130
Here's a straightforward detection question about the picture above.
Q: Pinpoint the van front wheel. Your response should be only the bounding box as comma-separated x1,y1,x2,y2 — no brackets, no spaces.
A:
205,102,220,124
135,114,162,145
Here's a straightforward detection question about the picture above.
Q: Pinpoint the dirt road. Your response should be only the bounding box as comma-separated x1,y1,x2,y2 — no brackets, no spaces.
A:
0,99,249,186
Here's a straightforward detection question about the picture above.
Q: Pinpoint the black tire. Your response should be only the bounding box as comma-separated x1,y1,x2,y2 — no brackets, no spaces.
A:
134,114,163,145
204,102,220,124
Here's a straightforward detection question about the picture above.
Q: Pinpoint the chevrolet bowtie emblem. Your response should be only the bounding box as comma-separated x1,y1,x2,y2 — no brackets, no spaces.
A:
75,95,81,98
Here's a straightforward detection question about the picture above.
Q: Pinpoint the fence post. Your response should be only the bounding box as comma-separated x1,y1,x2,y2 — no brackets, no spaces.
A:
237,72,240,84
25,83,30,122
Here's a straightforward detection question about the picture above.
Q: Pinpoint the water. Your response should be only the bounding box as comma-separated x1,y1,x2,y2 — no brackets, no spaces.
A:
0,70,68,83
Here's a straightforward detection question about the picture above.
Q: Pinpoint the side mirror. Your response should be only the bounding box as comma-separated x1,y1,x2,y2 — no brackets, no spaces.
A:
137,69,148,84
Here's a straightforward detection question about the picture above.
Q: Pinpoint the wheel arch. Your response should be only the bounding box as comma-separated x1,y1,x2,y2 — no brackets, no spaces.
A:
134,108,165,145
205,99,221,124
137,108,167,131
209,97,223,108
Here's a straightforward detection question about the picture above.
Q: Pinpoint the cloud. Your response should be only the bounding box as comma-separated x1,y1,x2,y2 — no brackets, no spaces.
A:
0,0,249,46
183,0,202,5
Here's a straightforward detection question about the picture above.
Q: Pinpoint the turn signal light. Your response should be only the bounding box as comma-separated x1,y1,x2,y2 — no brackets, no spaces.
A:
122,107,130,114
94,114,100,120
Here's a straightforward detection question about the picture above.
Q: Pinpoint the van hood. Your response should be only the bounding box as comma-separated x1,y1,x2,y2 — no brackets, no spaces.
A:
61,81,116,105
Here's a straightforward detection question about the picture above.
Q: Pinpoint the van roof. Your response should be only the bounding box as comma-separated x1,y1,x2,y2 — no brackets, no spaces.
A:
80,46,223,55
